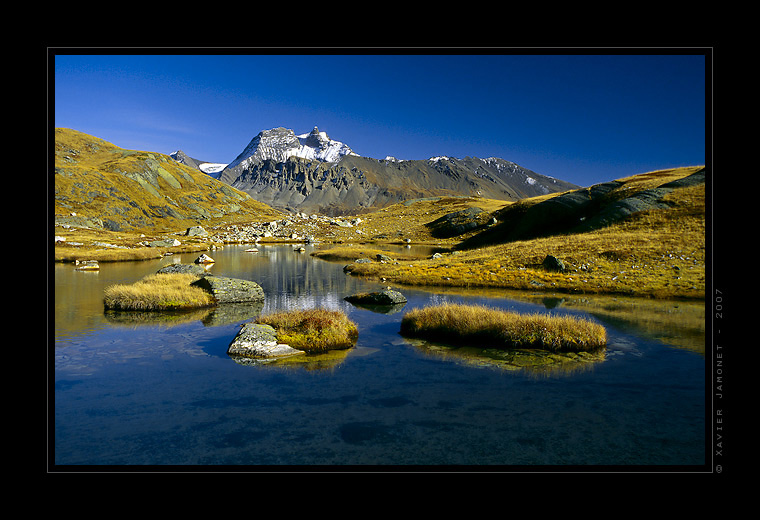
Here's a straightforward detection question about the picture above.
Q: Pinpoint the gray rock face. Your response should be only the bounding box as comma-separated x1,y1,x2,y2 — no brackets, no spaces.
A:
227,323,304,359
190,276,265,303
156,263,209,276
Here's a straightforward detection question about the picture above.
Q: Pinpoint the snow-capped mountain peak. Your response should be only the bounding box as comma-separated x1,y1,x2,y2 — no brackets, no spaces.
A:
225,126,356,172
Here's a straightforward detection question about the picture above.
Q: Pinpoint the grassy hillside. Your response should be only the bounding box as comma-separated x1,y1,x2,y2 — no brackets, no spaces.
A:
53,128,284,261
309,195,509,245
53,128,282,233
343,166,707,300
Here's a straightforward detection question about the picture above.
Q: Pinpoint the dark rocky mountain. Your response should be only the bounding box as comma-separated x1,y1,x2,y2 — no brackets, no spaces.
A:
182,126,580,216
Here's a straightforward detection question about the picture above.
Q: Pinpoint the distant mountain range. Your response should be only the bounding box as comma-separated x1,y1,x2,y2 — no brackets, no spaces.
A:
173,126,579,215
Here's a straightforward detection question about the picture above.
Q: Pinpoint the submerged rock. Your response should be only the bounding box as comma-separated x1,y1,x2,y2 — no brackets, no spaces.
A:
227,323,304,359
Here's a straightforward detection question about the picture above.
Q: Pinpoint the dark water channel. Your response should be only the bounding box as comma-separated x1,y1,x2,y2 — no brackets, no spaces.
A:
52,243,707,469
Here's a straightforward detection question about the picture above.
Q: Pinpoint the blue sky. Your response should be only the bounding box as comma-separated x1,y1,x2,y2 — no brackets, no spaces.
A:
53,52,707,187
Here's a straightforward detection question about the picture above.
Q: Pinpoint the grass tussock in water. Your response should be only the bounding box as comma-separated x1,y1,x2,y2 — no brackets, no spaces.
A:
256,308,359,353
103,273,216,311
400,303,607,352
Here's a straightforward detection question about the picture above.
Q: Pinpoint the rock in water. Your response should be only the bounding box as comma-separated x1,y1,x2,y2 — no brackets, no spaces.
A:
194,254,215,264
75,260,100,271
227,323,304,359
191,276,265,303
156,263,208,276
344,288,407,305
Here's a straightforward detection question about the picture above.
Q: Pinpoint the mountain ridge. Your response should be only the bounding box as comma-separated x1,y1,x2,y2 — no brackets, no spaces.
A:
206,125,578,215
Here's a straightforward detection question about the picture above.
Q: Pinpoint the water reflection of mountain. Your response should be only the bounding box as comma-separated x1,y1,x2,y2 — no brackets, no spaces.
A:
208,244,381,314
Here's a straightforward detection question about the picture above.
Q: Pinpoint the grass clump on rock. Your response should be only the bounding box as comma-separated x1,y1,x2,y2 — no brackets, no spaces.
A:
256,308,359,353
103,273,215,311
400,303,606,352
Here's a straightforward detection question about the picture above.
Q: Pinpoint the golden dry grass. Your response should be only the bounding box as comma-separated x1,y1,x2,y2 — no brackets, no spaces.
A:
312,196,510,245
256,309,359,352
54,128,283,235
400,303,607,352
344,169,706,300
103,273,216,311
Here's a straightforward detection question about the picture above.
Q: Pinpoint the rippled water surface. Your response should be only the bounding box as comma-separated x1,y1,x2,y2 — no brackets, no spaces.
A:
52,244,707,469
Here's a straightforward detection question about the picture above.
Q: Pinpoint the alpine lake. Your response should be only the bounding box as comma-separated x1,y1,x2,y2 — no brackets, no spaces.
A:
52,242,707,470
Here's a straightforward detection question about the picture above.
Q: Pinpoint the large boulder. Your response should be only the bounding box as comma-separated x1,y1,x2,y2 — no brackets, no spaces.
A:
194,254,215,264
227,323,304,359
149,238,181,247
185,225,208,237
345,288,407,305
156,263,209,276
542,255,565,272
191,276,265,303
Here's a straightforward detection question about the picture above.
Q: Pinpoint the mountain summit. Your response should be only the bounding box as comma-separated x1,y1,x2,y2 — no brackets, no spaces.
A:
224,126,356,172
197,126,579,215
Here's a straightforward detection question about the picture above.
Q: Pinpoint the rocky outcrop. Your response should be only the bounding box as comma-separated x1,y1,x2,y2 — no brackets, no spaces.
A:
227,323,304,359
427,207,487,238
190,276,265,304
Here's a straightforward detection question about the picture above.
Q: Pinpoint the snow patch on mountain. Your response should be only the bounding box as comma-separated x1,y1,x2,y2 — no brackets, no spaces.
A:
198,163,227,178
225,126,356,172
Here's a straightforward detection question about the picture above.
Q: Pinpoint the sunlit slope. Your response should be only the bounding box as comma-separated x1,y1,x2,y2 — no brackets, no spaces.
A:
53,128,283,233
459,166,705,249
344,166,707,299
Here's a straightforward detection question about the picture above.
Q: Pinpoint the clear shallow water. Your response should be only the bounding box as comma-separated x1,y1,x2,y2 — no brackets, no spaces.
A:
52,244,707,469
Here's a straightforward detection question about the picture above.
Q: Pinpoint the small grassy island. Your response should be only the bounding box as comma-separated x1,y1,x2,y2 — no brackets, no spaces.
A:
103,273,216,311
400,303,607,352
255,309,359,353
